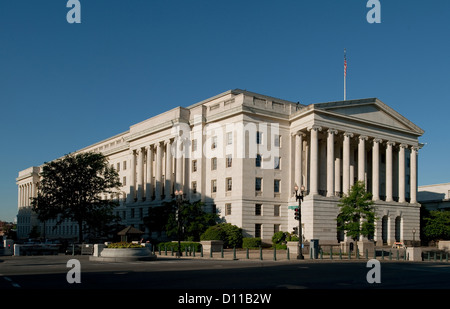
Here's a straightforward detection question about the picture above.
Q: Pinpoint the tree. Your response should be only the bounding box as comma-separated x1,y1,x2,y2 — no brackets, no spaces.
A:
337,181,376,242
422,210,450,242
144,199,218,241
31,152,121,242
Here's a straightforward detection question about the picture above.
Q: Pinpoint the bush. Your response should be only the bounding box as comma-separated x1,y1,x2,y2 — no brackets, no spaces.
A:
107,242,143,248
242,237,261,249
200,223,243,248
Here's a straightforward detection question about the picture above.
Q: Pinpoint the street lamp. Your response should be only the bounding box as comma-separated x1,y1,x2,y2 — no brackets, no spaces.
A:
174,189,183,258
294,185,305,259
412,228,416,247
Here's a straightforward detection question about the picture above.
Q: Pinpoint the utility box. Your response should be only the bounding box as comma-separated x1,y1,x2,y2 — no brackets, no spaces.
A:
310,239,319,259
3,239,14,255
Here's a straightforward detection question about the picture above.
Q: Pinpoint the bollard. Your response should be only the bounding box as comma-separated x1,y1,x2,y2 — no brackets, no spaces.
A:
356,249,360,259
381,250,384,260
273,247,277,261
158,245,161,255
320,249,323,260
447,253,449,263
221,247,224,258
339,248,342,260
348,249,351,260
434,251,436,262
287,247,290,260
246,248,249,259
165,245,167,256
259,246,263,260
201,245,203,257
330,247,333,260
193,245,196,257
210,247,213,258
233,247,238,260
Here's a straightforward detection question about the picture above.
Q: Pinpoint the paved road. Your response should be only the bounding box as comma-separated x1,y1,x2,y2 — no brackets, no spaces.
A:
1,254,450,290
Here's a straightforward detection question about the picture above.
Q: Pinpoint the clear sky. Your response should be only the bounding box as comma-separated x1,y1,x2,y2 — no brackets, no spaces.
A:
1,0,449,222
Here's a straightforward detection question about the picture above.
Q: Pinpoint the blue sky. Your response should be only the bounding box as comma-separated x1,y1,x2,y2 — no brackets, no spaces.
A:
1,0,449,222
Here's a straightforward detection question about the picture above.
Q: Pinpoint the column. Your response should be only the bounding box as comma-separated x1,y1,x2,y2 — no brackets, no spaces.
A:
410,146,418,204
334,141,341,196
175,138,184,192
294,132,304,189
136,148,144,202
342,132,353,194
155,142,163,201
127,150,136,203
358,136,368,183
145,145,153,201
372,138,382,201
386,141,395,202
398,144,407,203
165,140,173,200
327,129,337,197
309,126,321,195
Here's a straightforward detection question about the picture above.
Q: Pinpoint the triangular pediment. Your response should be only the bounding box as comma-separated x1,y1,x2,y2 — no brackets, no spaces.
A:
314,98,424,135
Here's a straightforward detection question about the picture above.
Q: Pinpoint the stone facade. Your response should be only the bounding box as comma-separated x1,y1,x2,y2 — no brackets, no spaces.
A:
16,89,424,245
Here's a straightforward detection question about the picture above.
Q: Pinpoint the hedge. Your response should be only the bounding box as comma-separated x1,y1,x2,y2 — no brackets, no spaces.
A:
242,237,261,249
157,242,202,252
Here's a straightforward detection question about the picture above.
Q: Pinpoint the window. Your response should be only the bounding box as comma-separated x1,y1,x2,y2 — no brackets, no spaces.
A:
192,160,197,172
274,156,281,169
255,154,262,167
192,139,197,152
226,154,232,168
274,135,281,147
256,131,263,145
226,132,233,145
192,181,197,194
211,157,217,170
274,205,281,217
123,176,126,186
211,179,217,193
225,203,232,216
123,160,127,170
226,177,232,191
274,179,281,193
116,162,120,172
211,136,217,149
274,224,280,234
255,204,262,216
255,224,262,238
255,177,262,192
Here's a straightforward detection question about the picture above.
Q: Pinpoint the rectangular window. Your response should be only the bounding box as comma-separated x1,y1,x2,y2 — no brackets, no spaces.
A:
255,224,262,238
123,176,126,186
256,131,263,145
192,139,197,152
274,205,281,217
192,181,197,194
274,135,281,147
226,154,232,168
192,160,197,172
274,179,281,193
226,132,233,145
226,177,232,191
123,160,127,170
225,203,232,216
211,179,217,193
116,162,120,172
255,154,262,167
255,204,262,216
211,136,217,149
211,157,217,170
255,177,262,192
274,156,281,169
274,224,280,234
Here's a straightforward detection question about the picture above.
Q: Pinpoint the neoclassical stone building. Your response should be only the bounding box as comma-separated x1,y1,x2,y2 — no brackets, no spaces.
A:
16,89,424,245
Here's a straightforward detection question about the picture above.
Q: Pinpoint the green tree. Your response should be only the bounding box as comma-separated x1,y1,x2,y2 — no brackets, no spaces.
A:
145,199,218,241
31,152,121,242
337,181,376,242
422,210,450,241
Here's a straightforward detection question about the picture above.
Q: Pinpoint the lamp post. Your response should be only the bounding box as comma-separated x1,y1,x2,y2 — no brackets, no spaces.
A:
174,189,183,258
412,228,416,247
294,185,305,259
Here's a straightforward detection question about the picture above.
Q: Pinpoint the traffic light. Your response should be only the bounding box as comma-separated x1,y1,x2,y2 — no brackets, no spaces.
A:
294,207,300,220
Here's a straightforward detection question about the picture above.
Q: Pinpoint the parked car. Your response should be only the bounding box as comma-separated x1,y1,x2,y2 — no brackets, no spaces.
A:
392,242,406,249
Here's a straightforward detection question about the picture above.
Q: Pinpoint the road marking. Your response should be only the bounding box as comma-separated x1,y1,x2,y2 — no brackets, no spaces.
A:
2,276,21,288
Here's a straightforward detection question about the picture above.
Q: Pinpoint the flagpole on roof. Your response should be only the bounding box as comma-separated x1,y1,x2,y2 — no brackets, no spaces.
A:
344,48,347,101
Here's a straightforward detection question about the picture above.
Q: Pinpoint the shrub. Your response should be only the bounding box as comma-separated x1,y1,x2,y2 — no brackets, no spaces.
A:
200,223,243,248
242,237,261,249
106,242,143,248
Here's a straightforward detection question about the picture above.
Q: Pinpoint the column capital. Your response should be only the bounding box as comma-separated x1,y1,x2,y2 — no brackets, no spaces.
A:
373,138,383,144
358,135,368,141
327,128,338,135
386,141,396,147
343,132,354,138
308,125,322,132
292,130,306,137
411,145,420,152
399,143,408,149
